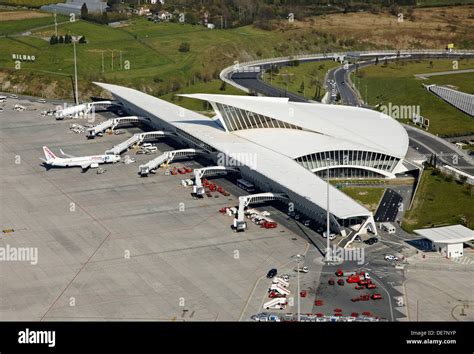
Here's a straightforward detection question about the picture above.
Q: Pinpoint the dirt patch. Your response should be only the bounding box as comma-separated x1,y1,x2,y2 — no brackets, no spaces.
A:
286,6,474,48
0,11,50,21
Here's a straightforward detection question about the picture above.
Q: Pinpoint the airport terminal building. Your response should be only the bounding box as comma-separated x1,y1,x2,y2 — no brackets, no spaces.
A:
96,82,411,237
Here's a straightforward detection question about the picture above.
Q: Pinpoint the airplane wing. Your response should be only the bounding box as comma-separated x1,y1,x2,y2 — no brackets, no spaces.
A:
60,148,75,158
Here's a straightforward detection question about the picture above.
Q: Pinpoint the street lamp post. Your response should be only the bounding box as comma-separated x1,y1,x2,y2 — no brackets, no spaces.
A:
293,254,304,322
326,159,331,263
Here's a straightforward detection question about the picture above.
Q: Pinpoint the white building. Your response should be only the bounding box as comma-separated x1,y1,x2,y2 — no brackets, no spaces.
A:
94,83,415,236
415,225,474,258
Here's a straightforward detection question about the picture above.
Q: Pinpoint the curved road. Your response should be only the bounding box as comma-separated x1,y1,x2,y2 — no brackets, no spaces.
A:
229,54,474,175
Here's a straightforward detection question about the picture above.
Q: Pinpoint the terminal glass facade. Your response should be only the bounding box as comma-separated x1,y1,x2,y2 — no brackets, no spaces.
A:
295,150,400,178
215,103,302,132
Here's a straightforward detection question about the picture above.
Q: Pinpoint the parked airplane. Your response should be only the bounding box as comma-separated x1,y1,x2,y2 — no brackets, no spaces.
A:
40,146,120,171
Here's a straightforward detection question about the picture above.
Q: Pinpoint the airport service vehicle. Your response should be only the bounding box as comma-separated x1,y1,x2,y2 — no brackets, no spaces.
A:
263,298,287,310
268,291,285,299
0,107,3,112
323,232,336,240
269,283,291,296
314,300,323,306
385,255,399,262
267,268,277,278
10,94,18,99
335,269,357,277
236,178,255,192
355,285,364,290
347,273,367,284
261,220,277,229
272,277,289,288
367,283,377,289
300,290,307,298
141,143,153,149
328,278,335,285
294,266,309,273
371,293,382,300
365,237,379,245
337,279,345,286
40,146,120,171
178,167,187,174
0,95,7,102
38,99,46,103
380,222,396,234
181,179,193,187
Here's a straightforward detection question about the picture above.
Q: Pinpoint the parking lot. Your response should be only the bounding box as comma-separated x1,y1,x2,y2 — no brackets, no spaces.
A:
0,96,310,321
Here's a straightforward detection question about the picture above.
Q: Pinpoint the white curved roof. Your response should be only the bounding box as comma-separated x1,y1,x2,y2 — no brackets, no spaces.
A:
233,128,392,159
95,82,373,220
181,94,409,159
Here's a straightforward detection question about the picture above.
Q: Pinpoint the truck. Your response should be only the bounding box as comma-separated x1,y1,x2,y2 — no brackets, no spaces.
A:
263,298,288,310
380,222,396,234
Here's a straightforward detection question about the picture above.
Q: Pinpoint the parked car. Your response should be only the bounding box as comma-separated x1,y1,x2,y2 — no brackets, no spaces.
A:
384,254,399,262
266,268,277,278
365,237,379,245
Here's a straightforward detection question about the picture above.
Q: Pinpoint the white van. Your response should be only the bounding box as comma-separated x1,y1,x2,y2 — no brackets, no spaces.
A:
380,222,396,234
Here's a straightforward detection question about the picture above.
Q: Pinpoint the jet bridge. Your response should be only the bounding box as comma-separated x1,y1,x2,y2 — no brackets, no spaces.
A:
139,148,205,176
55,101,115,119
233,193,289,232
105,131,171,155
192,166,240,195
86,116,149,139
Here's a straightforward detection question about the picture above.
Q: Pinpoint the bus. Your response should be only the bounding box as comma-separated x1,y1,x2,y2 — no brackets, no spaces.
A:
236,178,255,192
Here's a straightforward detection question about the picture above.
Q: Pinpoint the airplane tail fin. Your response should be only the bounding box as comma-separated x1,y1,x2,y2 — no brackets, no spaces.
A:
43,146,57,161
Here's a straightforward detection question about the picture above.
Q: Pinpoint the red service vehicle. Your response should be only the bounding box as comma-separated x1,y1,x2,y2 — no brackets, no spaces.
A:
202,179,209,186
367,283,377,289
316,313,324,317
371,293,383,300
261,220,277,229
300,290,307,298
171,167,178,175
178,167,187,174
362,311,372,317
184,167,193,173
268,291,285,298
314,300,323,306
351,312,359,317
328,278,335,285
337,279,345,286
355,285,364,290
208,184,217,192
334,308,342,313
360,294,370,301
334,313,343,317
335,269,357,277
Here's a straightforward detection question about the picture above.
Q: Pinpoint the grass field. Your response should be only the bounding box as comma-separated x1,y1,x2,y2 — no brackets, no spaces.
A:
0,0,58,8
354,59,474,137
426,71,474,94
0,12,62,36
402,168,473,233
262,60,340,101
0,5,473,104
340,187,385,212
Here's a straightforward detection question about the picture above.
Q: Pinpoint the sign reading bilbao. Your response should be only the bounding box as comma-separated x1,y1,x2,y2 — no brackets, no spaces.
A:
12,54,36,62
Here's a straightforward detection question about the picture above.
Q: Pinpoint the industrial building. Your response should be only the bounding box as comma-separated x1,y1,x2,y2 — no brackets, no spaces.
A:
95,82,413,237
